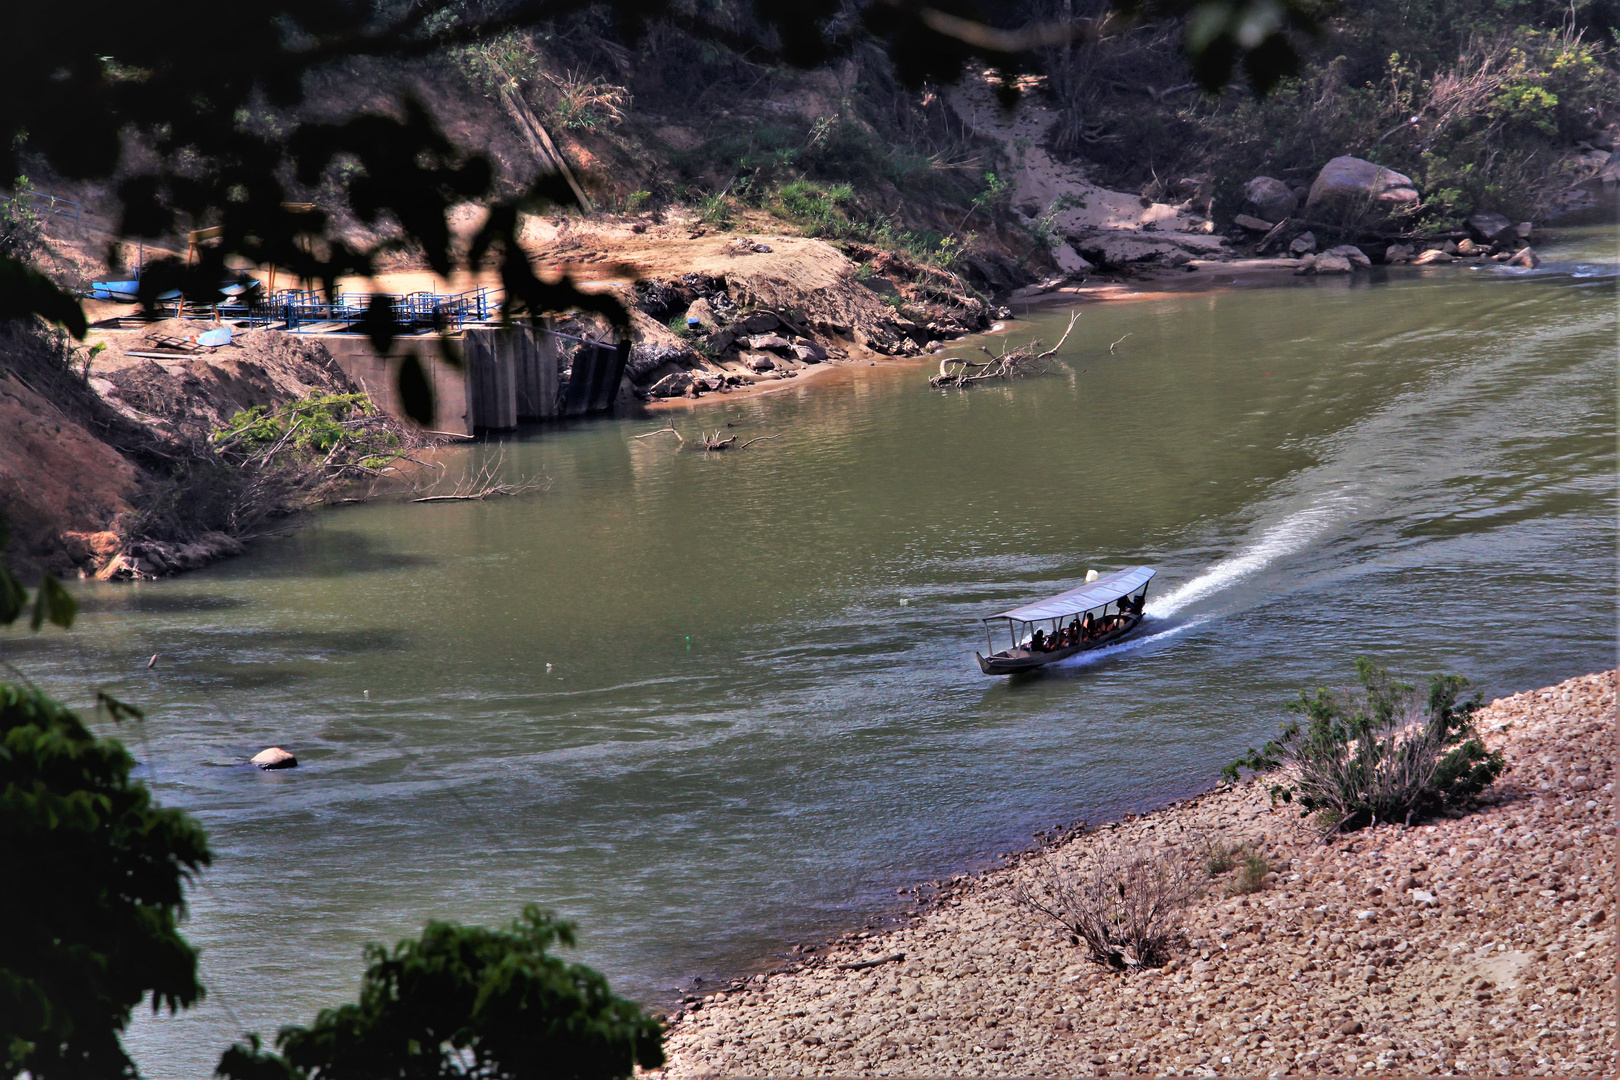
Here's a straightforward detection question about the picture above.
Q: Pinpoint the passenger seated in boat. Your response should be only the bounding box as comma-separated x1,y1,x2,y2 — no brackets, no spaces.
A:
1081,612,1096,640
1031,628,1047,652
1068,617,1082,644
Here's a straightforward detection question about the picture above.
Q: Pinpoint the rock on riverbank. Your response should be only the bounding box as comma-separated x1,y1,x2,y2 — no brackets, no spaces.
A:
658,671,1615,1078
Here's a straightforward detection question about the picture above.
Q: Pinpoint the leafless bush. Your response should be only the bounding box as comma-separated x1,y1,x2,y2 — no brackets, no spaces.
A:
411,447,549,502
1016,840,1200,969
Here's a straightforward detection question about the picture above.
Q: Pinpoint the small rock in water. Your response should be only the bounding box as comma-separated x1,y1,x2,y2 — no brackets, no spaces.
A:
1508,246,1540,269
251,747,298,770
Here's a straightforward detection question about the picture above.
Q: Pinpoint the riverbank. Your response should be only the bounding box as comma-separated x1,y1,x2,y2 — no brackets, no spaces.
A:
659,670,1616,1078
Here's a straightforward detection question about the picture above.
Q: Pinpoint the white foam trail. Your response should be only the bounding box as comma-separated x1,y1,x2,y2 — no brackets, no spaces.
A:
1147,495,1350,618
1053,616,1211,668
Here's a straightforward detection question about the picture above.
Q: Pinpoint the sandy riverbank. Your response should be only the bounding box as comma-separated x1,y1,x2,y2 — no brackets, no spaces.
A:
658,670,1616,1078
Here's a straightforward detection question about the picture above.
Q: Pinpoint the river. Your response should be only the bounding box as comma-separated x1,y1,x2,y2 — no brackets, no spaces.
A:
16,227,1616,1078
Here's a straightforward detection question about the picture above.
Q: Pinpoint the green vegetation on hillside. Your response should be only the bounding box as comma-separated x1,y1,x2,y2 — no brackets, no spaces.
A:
1048,0,1619,222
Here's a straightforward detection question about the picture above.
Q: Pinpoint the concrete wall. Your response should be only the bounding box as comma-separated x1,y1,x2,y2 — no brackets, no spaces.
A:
320,334,473,436
320,325,579,434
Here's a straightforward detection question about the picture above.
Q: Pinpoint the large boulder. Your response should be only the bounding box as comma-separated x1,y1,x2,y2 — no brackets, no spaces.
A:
1467,211,1514,243
646,371,696,397
1305,157,1419,221
1323,244,1372,269
1242,176,1297,223
627,341,693,382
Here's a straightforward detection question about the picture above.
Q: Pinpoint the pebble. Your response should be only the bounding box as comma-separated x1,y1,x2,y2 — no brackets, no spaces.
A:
656,671,1616,1078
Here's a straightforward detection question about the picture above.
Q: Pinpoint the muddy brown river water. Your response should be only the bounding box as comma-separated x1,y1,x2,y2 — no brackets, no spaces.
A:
14,227,1616,1077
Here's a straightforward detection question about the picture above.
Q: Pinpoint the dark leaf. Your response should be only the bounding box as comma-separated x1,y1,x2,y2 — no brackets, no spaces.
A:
40,574,76,629
0,255,88,338
397,353,434,428
95,690,146,723
359,294,397,354
0,565,27,626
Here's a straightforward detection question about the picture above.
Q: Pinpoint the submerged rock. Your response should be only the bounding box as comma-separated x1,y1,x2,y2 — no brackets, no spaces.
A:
251,747,298,770
1509,246,1542,268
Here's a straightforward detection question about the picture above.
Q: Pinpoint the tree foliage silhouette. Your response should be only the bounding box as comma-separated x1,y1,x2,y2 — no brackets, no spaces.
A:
216,907,664,1080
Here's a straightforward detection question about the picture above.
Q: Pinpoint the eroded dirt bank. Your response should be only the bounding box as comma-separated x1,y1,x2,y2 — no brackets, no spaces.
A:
659,671,1616,1079
0,319,431,582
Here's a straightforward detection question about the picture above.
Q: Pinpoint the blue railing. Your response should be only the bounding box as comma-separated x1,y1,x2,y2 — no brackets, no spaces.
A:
213,286,498,333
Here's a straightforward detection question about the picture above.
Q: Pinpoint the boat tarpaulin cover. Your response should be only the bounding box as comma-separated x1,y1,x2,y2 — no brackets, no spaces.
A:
986,566,1156,624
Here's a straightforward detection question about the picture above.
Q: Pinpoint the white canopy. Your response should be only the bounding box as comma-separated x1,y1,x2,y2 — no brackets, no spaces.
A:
986,566,1156,624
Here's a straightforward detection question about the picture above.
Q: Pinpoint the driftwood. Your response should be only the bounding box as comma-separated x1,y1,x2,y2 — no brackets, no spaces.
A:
929,310,1080,389
837,952,906,971
633,419,780,453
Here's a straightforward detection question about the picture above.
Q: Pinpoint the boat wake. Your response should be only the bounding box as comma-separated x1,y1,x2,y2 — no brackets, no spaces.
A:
1146,494,1352,619
1050,615,1211,669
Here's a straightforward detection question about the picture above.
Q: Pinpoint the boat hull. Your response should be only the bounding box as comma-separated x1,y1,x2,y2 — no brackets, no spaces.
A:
975,615,1143,674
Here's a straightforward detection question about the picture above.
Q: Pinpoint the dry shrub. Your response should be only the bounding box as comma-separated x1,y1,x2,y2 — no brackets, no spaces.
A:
1202,837,1246,877
1227,854,1272,896
1227,660,1505,835
1016,840,1200,969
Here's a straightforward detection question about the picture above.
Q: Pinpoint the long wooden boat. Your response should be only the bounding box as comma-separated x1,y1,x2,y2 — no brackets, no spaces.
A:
976,566,1156,675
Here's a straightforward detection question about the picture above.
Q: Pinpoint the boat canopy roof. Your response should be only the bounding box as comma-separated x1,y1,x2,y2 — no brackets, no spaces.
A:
986,566,1156,624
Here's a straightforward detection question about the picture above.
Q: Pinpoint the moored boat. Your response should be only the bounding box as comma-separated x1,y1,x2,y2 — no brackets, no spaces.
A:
975,566,1155,675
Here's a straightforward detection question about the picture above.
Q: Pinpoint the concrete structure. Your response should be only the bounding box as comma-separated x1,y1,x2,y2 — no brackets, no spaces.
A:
320,324,621,435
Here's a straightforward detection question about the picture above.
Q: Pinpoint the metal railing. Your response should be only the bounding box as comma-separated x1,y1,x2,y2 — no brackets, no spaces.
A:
212,286,498,333
22,189,82,219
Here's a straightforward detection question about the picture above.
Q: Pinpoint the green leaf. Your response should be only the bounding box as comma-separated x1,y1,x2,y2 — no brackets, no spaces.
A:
0,565,27,626
29,575,76,631
40,575,76,629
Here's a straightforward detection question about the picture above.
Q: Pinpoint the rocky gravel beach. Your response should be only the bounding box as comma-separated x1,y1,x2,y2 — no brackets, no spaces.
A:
658,671,1616,1077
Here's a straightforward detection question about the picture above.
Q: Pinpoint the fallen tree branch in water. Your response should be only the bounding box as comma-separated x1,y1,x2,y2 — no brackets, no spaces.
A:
634,419,685,445
633,421,779,452
930,310,1080,389
411,448,549,502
